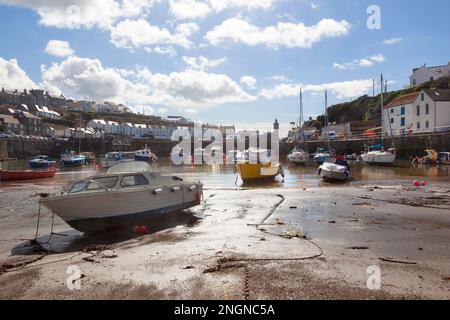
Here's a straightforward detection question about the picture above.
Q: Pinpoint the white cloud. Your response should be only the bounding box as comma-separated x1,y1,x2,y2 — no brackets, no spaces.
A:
145,46,178,56
259,79,373,100
270,74,291,82
44,40,74,57
169,0,212,20
333,54,385,70
110,18,195,50
0,0,157,29
205,18,351,49
0,57,37,90
384,38,403,45
168,0,275,20
39,55,254,111
182,56,226,71
240,76,257,89
175,22,200,36
310,2,319,9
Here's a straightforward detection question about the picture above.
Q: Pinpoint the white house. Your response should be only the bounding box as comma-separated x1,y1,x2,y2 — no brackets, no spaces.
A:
383,89,450,136
35,105,62,120
87,119,107,132
410,62,450,87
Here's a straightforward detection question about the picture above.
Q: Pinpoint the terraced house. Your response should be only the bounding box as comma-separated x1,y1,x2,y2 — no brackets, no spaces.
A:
383,89,450,136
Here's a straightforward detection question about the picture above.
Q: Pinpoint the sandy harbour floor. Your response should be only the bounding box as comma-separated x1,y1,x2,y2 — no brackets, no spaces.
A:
0,180,449,299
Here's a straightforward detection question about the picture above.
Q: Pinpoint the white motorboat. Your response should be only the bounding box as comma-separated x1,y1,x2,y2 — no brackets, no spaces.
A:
101,151,135,168
134,148,157,163
288,148,308,165
318,161,351,182
41,162,203,234
361,148,396,165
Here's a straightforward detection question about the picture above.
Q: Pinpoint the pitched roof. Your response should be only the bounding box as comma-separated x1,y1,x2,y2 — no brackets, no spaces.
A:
385,92,420,109
0,114,19,125
423,89,450,101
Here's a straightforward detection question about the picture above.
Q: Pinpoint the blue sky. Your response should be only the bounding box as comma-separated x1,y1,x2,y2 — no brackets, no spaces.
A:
0,0,449,135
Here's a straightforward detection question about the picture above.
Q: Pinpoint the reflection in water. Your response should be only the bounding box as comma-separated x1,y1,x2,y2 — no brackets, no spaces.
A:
0,158,449,190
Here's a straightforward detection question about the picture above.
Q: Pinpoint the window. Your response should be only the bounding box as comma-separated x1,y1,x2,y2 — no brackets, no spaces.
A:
401,107,405,115
390,118,394,124
417,122,421,129
69,181,88,193
421,93,424,101
416,105,420,116
425,104,429,115
426,121,429,129
401,117,405,126
390,109,394,113
86,176,118,190
121,175,149,187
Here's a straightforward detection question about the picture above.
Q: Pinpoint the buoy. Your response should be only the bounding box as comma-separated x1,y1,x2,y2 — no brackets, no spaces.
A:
138,225,149,234
421,181,427,186
413,180,420,187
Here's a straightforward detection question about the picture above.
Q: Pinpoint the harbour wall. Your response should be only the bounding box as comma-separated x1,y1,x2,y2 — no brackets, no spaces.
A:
1,132,449,160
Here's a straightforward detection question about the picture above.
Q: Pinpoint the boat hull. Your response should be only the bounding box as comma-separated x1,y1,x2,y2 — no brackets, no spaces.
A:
318,163,351,182
235,163,281,182
42,183,202,233
361,152,396,165
61,159,85,167
30,161,56,169
66,201,197,234
0,170,56,181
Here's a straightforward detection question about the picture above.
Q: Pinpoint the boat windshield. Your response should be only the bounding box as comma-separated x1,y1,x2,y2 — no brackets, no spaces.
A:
86,176,118,190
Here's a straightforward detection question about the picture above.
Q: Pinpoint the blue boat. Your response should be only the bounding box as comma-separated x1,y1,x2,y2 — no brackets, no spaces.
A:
61,151,86,167
134,148,157,163
29,155,57,169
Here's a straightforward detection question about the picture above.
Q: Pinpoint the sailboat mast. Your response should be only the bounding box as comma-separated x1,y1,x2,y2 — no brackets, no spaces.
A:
78,114,82,154
380,73,384,142
300,88,304,146
325,90,331,152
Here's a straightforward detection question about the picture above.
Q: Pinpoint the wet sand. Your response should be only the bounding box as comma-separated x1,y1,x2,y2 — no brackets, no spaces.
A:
0,176,449,300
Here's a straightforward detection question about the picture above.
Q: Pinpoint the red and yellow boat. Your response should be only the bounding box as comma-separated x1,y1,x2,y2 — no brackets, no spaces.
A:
0,169,56,181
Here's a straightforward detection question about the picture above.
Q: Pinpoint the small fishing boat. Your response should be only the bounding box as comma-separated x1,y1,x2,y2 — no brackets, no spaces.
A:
40,162,203,234
288,148,308,166
61,151,86,167
313,149,331,164
418,149,440,165
318,161,351,182
81,152,96,165
101,151,135,168
438,152,450,165
361,145,396,165
29,155,56,169
235,149,284,182
134,148,157,163
0,169,56,181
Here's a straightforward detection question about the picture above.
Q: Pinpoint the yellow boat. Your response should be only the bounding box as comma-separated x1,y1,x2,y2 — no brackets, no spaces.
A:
235,149,284,182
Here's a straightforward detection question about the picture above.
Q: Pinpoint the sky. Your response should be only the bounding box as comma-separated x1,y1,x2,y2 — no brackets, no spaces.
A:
0,0,449,136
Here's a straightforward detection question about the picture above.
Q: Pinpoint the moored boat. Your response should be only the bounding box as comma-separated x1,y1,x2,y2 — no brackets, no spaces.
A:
438,152,450,165
235,149,284,182
288,148,308,165
29,155,56,169
361,145,396,165
134,148,157,163
318,161,351,182
61,151,86,167
0,169,56,181
101,151,135,168
40,162,203,234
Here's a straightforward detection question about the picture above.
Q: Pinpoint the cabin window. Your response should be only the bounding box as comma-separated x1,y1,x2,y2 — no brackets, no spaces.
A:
400,117,405,126
400,107,405,115
69,181,88,193
416,105,420,116
121,175,149,187
425,104,430,115
86,177,118,190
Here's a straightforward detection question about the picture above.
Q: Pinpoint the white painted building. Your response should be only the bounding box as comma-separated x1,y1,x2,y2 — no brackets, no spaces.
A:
35,105,62,119
410,62,450,87
383,89,450,136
